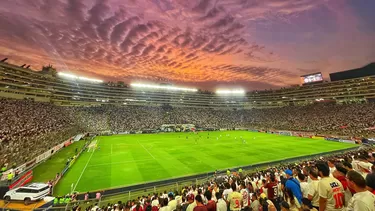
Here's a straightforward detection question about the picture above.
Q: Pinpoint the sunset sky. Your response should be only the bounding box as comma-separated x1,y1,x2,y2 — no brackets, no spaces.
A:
0,0,374,90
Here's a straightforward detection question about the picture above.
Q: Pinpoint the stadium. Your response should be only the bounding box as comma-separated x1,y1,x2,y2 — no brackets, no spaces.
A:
0,59,375,210
1,1,375,211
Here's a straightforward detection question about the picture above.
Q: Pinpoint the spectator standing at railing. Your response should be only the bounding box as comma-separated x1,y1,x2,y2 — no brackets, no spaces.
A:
84,192,89,201
95,191,101,201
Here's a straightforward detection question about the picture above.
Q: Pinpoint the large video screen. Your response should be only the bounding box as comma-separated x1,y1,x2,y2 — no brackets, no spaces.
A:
300,72,323,84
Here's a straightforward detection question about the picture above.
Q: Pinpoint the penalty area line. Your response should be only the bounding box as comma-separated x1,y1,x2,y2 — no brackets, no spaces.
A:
72,139,98,192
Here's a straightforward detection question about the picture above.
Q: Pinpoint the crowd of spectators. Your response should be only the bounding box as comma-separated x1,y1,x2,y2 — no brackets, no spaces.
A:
1,98,375,167
65,147,375,211
0,98,80,166
73,103,375,136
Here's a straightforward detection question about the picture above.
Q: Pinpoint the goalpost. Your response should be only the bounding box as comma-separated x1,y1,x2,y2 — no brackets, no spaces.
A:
87,140,97,152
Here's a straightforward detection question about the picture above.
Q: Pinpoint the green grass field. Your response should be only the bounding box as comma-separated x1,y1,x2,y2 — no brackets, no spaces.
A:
32,141,86,183
52,131,355,196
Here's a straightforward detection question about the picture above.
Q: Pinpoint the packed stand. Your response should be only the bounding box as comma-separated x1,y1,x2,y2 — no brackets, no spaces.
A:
1,98,375,169
73,103,375,136
0,98,81,166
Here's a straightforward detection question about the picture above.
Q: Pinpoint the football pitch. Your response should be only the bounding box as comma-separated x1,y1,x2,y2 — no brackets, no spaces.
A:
53,131,355,195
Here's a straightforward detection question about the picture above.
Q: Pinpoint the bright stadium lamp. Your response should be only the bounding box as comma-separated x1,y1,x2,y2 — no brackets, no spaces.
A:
130,83,198,92
57,72,103,83
216,89,245,95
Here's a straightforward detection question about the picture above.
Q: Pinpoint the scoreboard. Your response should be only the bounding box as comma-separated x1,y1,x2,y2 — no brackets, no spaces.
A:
300,72,323,84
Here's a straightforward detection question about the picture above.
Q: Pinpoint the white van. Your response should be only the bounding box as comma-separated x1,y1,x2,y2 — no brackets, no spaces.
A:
3,183,50,205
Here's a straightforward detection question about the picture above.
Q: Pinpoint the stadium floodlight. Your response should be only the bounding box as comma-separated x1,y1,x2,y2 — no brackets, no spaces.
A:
130,83,198,92
57,72,103,83
216,89,245,95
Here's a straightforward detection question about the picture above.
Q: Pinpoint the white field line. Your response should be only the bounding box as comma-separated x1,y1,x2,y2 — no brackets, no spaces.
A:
88,158,156,167
72,138,99,192
137,140,156,159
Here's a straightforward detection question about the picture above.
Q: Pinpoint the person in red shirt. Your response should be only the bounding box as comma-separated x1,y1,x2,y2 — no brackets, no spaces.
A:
366,172,375,195
264,174,280,211
259,179,267,194
194,195,208,211
133,202,144,211
204,190,216,211
333,165,349,190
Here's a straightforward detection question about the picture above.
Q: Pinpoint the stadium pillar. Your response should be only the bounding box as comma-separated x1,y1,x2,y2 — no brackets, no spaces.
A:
128,191,131,200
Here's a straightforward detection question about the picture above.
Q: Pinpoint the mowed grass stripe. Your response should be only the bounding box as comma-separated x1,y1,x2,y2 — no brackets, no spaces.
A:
52,131,355,195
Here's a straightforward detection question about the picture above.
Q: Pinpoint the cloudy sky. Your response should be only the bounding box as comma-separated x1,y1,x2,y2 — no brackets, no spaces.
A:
0,0,374,90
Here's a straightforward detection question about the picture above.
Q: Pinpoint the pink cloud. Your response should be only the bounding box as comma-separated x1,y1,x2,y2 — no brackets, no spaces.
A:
0,0,373,90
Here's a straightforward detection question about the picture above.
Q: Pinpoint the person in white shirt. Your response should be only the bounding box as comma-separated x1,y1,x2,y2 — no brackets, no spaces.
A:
168,193,177,211
162,191,168,199
307,169,320,210
250,194,260,211
91,203,99,211
298,173,309,198
152,194,159,207
197,189,207,205
186,194,196,211
216,191,227,211
316,161,345,211
223,183,233,200
346,170,375,211
351,158,359,172
159,198,171,211
212,183,219,202
240,183,250,208
328,160,336,177
357,160,373,178
192,187,198,199
251,178,257,192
